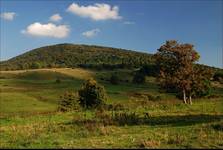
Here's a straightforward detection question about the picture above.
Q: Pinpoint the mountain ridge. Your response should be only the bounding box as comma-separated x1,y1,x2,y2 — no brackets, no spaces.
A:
0,43,154,70
1,43,221,71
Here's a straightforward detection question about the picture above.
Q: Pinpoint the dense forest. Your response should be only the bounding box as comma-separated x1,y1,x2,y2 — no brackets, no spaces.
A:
0,43,222,79
0,43,154,70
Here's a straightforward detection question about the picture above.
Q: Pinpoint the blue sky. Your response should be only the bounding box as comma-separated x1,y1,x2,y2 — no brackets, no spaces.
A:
0,0,222,68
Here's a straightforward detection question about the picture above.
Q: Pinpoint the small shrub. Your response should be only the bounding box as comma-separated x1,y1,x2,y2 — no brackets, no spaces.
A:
112,112,141,126
132,72,146,84
58,91,79,112
98,103,126,111
55,78,61,83
95,110,142,126
212,123,223,131
78,78,107,109
30,62,41,69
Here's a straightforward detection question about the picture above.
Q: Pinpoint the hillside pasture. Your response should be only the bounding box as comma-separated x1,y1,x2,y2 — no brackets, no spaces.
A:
0,68,222,148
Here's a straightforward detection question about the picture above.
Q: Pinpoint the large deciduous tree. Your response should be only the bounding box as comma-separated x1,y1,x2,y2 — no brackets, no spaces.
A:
155,40,213,104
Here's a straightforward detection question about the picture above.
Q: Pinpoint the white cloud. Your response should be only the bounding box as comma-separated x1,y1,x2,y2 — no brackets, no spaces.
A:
123,21,135,25
67,3,122,21
82,28,100,38
49,13,62,22
0,12,16,21
22,22,70,38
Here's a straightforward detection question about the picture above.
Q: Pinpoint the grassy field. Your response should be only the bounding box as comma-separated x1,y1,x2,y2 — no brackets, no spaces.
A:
0,68,222,148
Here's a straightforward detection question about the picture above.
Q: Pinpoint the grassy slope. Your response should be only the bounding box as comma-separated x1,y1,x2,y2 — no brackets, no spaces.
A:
0,68,222,148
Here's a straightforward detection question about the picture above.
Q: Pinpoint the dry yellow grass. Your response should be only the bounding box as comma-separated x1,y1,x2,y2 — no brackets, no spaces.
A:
52,68,94,80
0,68,94,80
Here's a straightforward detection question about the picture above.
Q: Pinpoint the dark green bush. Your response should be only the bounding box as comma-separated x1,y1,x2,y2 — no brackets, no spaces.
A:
212,123,223,131
213,70,223,82
132,72,146,84
78,78,107,109
139,64,159,77
31,62,41,69
55,78,61,83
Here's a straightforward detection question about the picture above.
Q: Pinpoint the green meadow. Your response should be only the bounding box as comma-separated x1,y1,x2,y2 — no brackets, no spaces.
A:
0,68,222,148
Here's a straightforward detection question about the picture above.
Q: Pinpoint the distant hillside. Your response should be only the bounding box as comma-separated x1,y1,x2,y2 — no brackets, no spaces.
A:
0,43,154,70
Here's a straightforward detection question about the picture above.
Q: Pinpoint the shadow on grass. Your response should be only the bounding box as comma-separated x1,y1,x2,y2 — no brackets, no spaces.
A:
69,114,223,127
211,123,223,131
143,114,223,127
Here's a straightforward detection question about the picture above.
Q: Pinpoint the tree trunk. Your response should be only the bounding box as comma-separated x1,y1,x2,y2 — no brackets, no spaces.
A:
183,89,187,104
189,95,192,105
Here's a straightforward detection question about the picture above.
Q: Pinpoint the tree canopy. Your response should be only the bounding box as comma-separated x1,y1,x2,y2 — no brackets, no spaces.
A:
155,40,213,104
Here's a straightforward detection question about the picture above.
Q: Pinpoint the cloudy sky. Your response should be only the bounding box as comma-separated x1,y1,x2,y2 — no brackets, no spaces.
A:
0,0,222,68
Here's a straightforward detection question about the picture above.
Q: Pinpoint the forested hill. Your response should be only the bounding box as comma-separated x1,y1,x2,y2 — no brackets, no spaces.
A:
0,43,154,70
